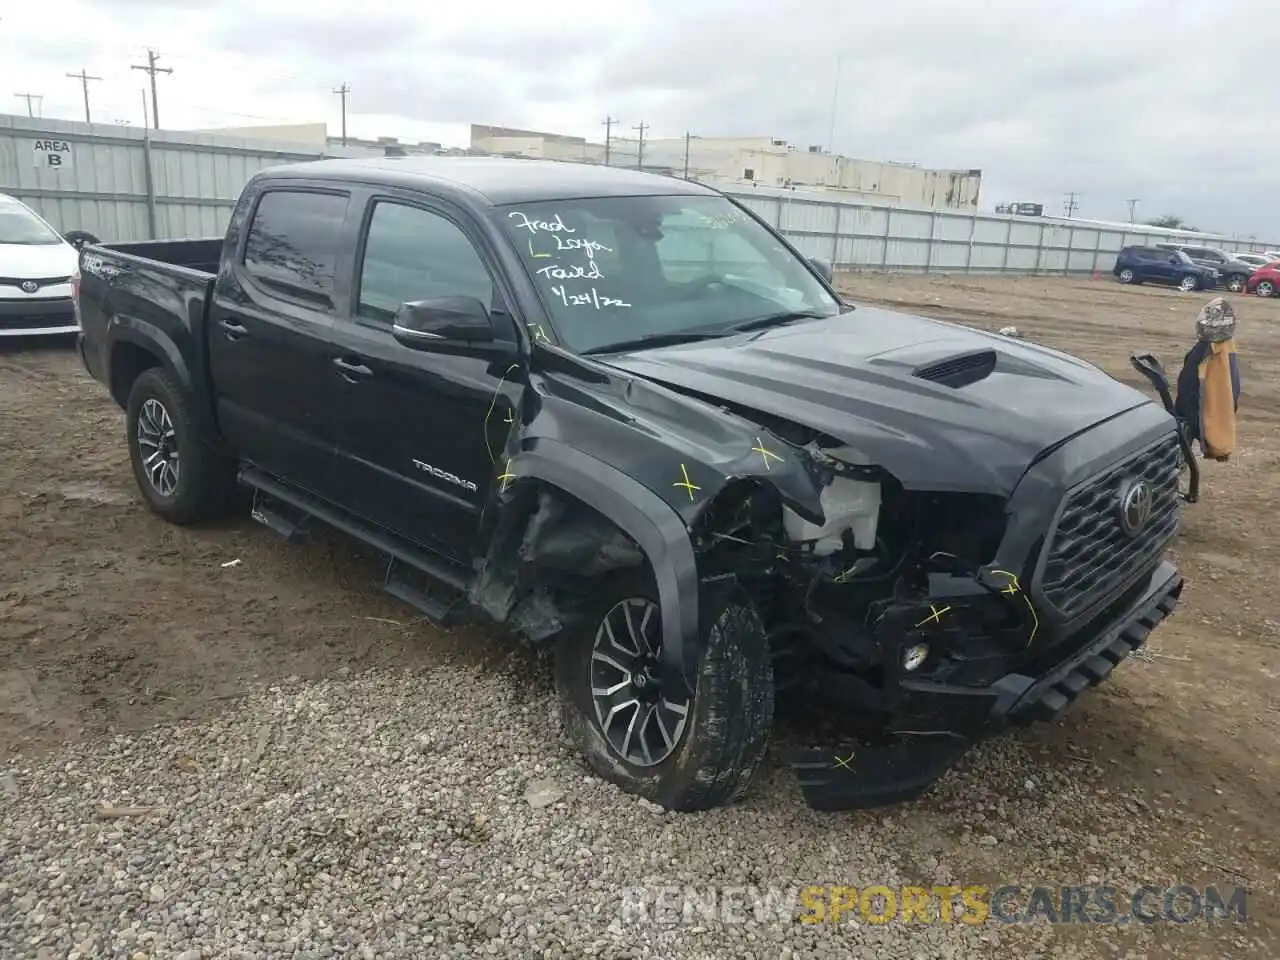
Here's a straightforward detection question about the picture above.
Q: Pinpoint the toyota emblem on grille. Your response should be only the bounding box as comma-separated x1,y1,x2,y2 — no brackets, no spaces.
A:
1118,478,1153,535
20,280,39,294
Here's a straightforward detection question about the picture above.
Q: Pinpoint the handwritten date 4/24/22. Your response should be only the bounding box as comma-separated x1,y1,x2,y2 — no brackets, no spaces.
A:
550,285,631,310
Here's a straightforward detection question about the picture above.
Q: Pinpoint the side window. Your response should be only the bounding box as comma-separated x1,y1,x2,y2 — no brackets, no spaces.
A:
242,189,349,309
357,202,493,322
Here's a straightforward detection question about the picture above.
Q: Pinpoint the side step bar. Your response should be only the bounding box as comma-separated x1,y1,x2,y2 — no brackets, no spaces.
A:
239,466,472,626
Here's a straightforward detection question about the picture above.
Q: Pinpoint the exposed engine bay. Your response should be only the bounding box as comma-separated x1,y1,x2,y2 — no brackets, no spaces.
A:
688,438,1038,717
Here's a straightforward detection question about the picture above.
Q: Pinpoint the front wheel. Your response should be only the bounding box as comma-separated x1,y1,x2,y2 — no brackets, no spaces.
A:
1256,280,1276,298
1179,274,1200,292
126,368,236,524
555,569,774,811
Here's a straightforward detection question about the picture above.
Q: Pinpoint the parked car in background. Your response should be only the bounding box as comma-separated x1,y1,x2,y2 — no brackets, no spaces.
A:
1263,251,1280,263
0,193,80,338
1114,246,1217,291
1233,253,1274,269
1245,262,1280,297
1153,242,1257,292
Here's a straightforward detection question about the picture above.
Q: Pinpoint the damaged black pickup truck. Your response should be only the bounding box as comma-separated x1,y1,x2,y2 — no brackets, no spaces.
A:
74,158,1184,811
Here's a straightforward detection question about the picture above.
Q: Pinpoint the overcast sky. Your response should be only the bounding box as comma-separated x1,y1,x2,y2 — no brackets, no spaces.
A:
1,0,1273,238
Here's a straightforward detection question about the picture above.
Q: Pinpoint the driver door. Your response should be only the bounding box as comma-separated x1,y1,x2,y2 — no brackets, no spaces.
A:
325,194,523,561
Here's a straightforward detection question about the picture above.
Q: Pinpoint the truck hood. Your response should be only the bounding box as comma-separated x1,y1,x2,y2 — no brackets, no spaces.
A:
604,306,1154,495
0,240,77,279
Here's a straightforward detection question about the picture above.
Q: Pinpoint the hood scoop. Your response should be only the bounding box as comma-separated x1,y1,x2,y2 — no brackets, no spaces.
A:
912,348,997,388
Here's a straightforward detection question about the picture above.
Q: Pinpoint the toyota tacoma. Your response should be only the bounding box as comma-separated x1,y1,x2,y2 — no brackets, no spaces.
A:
74,158,1184,810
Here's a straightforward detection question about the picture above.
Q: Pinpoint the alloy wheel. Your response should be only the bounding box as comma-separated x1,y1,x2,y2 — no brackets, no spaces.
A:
589,597,690,767
136,397,181,497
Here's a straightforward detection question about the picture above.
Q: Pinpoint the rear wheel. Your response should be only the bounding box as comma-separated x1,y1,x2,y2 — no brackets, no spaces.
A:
1257,280,1276,298
555,568,774,811
1117,267,1136,284
1226,274,1248,293
126,369,236,524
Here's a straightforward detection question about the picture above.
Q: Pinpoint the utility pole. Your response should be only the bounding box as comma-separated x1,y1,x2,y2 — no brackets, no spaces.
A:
601,115,615,165
1063,192,1080,218
683,131,692,179
131,48,172,129
13,92,42,118
827,55,843,153
66,69,103,123
1124,198,1139,223
633,121,647,170
332,82,350,145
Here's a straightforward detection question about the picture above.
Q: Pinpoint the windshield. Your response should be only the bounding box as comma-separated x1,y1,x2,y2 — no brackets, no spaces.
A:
499,194,842,354
0,202,62,245
1174,251,1194,266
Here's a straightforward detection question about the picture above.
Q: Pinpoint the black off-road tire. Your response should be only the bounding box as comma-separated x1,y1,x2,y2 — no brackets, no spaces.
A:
126,368,236,525
555,568,774,811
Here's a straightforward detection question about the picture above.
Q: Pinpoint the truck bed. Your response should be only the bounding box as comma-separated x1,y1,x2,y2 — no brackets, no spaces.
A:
77,240,222,407
100,238,223,276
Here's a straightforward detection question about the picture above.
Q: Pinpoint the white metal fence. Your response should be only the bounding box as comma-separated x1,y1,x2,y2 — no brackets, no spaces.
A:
4,113,1276,276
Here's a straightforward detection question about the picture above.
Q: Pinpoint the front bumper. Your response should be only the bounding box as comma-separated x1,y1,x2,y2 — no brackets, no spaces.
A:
790,559,1183,810
0,297,77,337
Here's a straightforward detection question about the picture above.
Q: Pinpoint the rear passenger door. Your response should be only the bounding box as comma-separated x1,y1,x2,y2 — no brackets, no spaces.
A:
324,193,523,560
207,184,353,499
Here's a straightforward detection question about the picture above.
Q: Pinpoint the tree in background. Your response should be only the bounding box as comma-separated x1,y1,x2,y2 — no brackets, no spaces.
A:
1146,215,1200,232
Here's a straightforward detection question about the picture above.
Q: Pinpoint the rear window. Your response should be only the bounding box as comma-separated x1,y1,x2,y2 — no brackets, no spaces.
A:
242,189,350,309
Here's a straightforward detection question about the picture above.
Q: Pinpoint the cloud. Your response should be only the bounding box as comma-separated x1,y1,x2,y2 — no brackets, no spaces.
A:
0,0,1275,237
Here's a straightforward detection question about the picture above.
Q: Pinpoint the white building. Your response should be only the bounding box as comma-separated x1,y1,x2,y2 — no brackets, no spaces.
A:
468,127,981,210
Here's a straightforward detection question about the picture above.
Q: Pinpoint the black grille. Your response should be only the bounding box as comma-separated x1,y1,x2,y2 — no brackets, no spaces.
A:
913,349,997,388
1038,435,1181,618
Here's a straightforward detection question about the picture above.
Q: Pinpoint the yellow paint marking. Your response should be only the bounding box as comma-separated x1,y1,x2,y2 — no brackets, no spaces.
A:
528,239,551,259
990,568,1040,646
672,463,701,502
751,436,784,470
833,751,856,771
497,460,517,493
913,604,952,628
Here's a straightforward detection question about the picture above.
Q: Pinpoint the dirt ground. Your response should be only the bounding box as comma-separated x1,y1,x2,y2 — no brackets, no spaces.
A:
2,274,1278,956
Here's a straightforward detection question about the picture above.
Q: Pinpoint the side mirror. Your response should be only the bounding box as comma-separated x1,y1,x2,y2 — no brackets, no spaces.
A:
392,296,495,348
808,256,834,284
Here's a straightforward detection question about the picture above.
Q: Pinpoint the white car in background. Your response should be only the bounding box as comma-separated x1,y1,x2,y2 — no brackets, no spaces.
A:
0,193,81,338
1233,253,1273,268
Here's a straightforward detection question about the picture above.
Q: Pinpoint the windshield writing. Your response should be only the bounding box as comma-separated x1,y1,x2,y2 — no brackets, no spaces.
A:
501,194,839,353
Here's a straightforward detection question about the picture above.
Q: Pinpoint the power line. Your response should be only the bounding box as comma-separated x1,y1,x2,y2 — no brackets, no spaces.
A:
131,48,173,129
332,82,350,145
66,69,103,123
1063,192,1080,218
13,92,42,118
633,121,648,169
601,115,616,165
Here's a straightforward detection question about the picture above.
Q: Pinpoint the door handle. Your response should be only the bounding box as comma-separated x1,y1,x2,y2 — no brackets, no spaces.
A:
332,356,373,381
219,319,248,340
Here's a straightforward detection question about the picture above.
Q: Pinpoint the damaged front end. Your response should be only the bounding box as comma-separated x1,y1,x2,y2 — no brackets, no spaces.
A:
471,358,1184,811
686,420,1184,810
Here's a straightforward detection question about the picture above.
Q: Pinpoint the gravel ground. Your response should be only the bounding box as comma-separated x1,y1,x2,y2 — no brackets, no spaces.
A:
1,666,1269,959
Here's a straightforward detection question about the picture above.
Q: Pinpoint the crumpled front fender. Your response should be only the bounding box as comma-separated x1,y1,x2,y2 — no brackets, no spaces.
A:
504,438,702,695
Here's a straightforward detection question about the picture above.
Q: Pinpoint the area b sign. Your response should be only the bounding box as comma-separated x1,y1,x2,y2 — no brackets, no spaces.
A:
32,139,73,170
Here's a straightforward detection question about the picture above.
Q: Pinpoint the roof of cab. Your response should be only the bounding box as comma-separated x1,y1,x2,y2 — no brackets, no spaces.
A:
257,156,718,205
